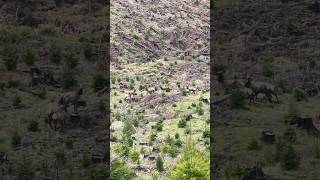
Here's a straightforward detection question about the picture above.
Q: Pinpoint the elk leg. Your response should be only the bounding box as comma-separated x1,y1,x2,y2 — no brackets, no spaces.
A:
274,94,280,103
48,115,53,129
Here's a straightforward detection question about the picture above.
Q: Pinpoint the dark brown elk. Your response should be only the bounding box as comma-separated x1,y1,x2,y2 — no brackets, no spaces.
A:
245,78,279,103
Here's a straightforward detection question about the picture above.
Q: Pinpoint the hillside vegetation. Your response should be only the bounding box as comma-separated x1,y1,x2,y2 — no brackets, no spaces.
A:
110,0,210,179
212,0,320,179
0,0,108,179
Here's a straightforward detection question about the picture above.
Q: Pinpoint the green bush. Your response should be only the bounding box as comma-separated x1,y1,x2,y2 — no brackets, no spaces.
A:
11,132,21,147
62,66,77,89
212,63,225,75
16,157,34,180
12,95,22,107
110,159,134,180
167,140,210,179
156,156,164,172
49,44,62,64
65,139,73,149
22,49,36,66
293,88,307,101
65,52,78,69
1,46,18,71
247,139,261,150
156,121,163,131
129,150,140,163
280,144,300,170
27,120,39,132
262,61,274,78
202,129,210,139
231,88,246,108
284,98,299,124
178,119,187,128
92,74,107,92
83,43,94,61
98,100,106,113
181,88,187,96
283,127,296,143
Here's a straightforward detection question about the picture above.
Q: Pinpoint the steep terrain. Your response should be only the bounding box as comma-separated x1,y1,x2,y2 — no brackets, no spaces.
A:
212,0,320,179
0,0,108,179
110,0,210,179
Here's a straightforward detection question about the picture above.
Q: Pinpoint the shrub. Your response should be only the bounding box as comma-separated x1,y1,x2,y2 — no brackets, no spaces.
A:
175,139,182,147
231,88,246,108
283,128,296,143
151,171,159,180
62,66,77,89
111,76,116,84
16,157,34,180
80,153,91,169
176,81,181,87
197,106,204,115
212,63,225,75
65,139,73,149
280,144,300,170
178,119,187,128
12,95,22,107
139,85,144,91
65,52,78,69
114,143,131,157
156,121,163,131
181,88,187,96
202,129,210,139
156,156,164,172
1,46,18,71
129,150,140,163
11,132,21,147
7,78,20,88
247,139,261,150
28,120,39,132
90,164,107,180
192,80,196,87
98,100,106,113
262,61,273,78
110,159,134,180
175,133,180,139
293,88,307,101
314,141,320,159
284,98,299,124
49,44,62,64
22,49,36,66
274,136,285,162
55,150,67,167
83,43,93,61
167,140,210,179
92,74,107,92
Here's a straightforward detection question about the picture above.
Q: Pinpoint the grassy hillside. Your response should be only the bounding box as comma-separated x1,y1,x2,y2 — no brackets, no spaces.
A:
110,0,210,179
212,0,320,179
0,0,108,179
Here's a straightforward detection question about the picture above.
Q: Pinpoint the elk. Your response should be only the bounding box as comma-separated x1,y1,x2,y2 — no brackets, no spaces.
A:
245,78,279,103
240,87,256,104
47,98,68,131
61,87,84,113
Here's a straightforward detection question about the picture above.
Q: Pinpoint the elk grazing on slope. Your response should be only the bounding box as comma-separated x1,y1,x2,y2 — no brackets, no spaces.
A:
47,98,68,131
245,77,279,103
61,87,84,113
